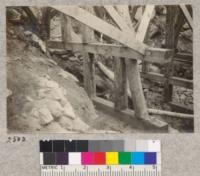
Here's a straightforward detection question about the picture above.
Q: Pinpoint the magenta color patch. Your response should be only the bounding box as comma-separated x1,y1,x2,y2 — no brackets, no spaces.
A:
81,152,93,165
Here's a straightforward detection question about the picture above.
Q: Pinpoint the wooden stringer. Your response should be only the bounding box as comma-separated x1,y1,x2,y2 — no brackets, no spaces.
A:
51,5,175,128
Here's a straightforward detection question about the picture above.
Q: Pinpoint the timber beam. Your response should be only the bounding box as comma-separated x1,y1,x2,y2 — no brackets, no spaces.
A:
47,41,192,89
93,96,169,131
51,6,147,55
141,72,193,89
47,41,173,64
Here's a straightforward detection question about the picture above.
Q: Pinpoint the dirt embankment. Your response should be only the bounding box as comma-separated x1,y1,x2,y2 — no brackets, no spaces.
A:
7,31,99,133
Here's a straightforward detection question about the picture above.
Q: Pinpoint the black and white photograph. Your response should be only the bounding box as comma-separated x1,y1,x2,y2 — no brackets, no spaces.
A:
6,4,193,133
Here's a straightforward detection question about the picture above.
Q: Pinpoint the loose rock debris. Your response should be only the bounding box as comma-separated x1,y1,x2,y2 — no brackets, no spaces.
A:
6,5,193,133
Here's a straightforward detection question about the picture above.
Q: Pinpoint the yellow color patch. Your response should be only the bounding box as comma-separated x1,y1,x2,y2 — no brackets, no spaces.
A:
106,152,119,165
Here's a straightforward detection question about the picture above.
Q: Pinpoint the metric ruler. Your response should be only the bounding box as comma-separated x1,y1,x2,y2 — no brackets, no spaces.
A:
40,140,161,176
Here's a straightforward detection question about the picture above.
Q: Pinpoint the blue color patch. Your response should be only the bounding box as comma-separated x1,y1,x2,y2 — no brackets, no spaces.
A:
144,152,157,164
131,152,144,165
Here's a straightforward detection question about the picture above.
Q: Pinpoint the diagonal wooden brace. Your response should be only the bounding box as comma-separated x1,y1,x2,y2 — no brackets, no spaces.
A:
51,5,147,55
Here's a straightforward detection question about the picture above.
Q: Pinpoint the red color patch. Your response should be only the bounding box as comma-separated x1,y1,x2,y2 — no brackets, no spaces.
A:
93,152,105,165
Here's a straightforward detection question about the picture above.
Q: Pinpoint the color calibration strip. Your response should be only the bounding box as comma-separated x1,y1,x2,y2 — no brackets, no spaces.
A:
40,140,161,176
40,151,158,165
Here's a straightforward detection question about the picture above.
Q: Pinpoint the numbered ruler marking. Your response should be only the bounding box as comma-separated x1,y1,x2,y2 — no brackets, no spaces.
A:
41,165,161,176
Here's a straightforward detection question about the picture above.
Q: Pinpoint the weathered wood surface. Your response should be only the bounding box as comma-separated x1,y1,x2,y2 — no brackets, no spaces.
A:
113,58,128,110
175,52,193,64
93,96,169,131
104,6,130,110
180,5,193,29
93,97,193,120
164,6,176,103
104,5,134,35
47,41,173,64
81,7,96,98
51,6,147,55
47,41,192,89
148,108,193,119
96,61,131,98
61,15,73,46
138,5,155,74
135,5,155,41
115,5,133,29
169,101,193,114
141,72,193,89
126,58,150,119
123,5,153,120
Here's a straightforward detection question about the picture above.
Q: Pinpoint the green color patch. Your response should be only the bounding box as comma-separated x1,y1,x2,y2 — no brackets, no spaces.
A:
119,152,131,164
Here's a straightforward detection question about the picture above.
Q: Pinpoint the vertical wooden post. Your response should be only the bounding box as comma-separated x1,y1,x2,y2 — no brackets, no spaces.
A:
61,12,96,98
115,5,150,119
126,58,149,119
114,57,128,110
140,6,155,79
164,6,177,103
81,7,96,98
61,14,73,45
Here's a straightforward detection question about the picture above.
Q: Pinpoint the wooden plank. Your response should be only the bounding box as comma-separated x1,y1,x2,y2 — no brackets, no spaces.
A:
175,52,192,60
174,7,186,46
95,61,192,96
144,47,173,64
93,97,193,120
114,58,128,110
126,58,150,119
124,5,154,120
81,7,96,98
113,6,139,105
148,108,193,119
136,5,155,41
47,41,173,64
138,5,155,74
107,6,132,111
175,52,193,64
51,6,147,55
164,6,176,103
94,61,193,89
61,15,73,46
104,5,134,35
180,5,193,29
93,96,169,131
169,101,193,114
141,72,193,89
115,5,134,28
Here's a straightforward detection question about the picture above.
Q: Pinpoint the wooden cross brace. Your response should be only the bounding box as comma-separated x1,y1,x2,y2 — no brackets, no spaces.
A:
52,5,173,128
51,6,174,63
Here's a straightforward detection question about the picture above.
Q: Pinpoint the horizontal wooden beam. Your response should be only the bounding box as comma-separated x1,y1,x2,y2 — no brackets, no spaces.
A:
47,41,192,89
51,6,147,55
174,52,192,64
92,96,169,131
144,47,174,64
141,72,193,89
93,96,193,120
47,41,173,64
169,101,193,114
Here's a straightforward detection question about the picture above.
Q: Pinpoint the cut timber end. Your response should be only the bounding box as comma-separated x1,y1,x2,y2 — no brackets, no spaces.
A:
141,116,169,131
92,97,168,132
47,41,174,64
144,48,174,64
